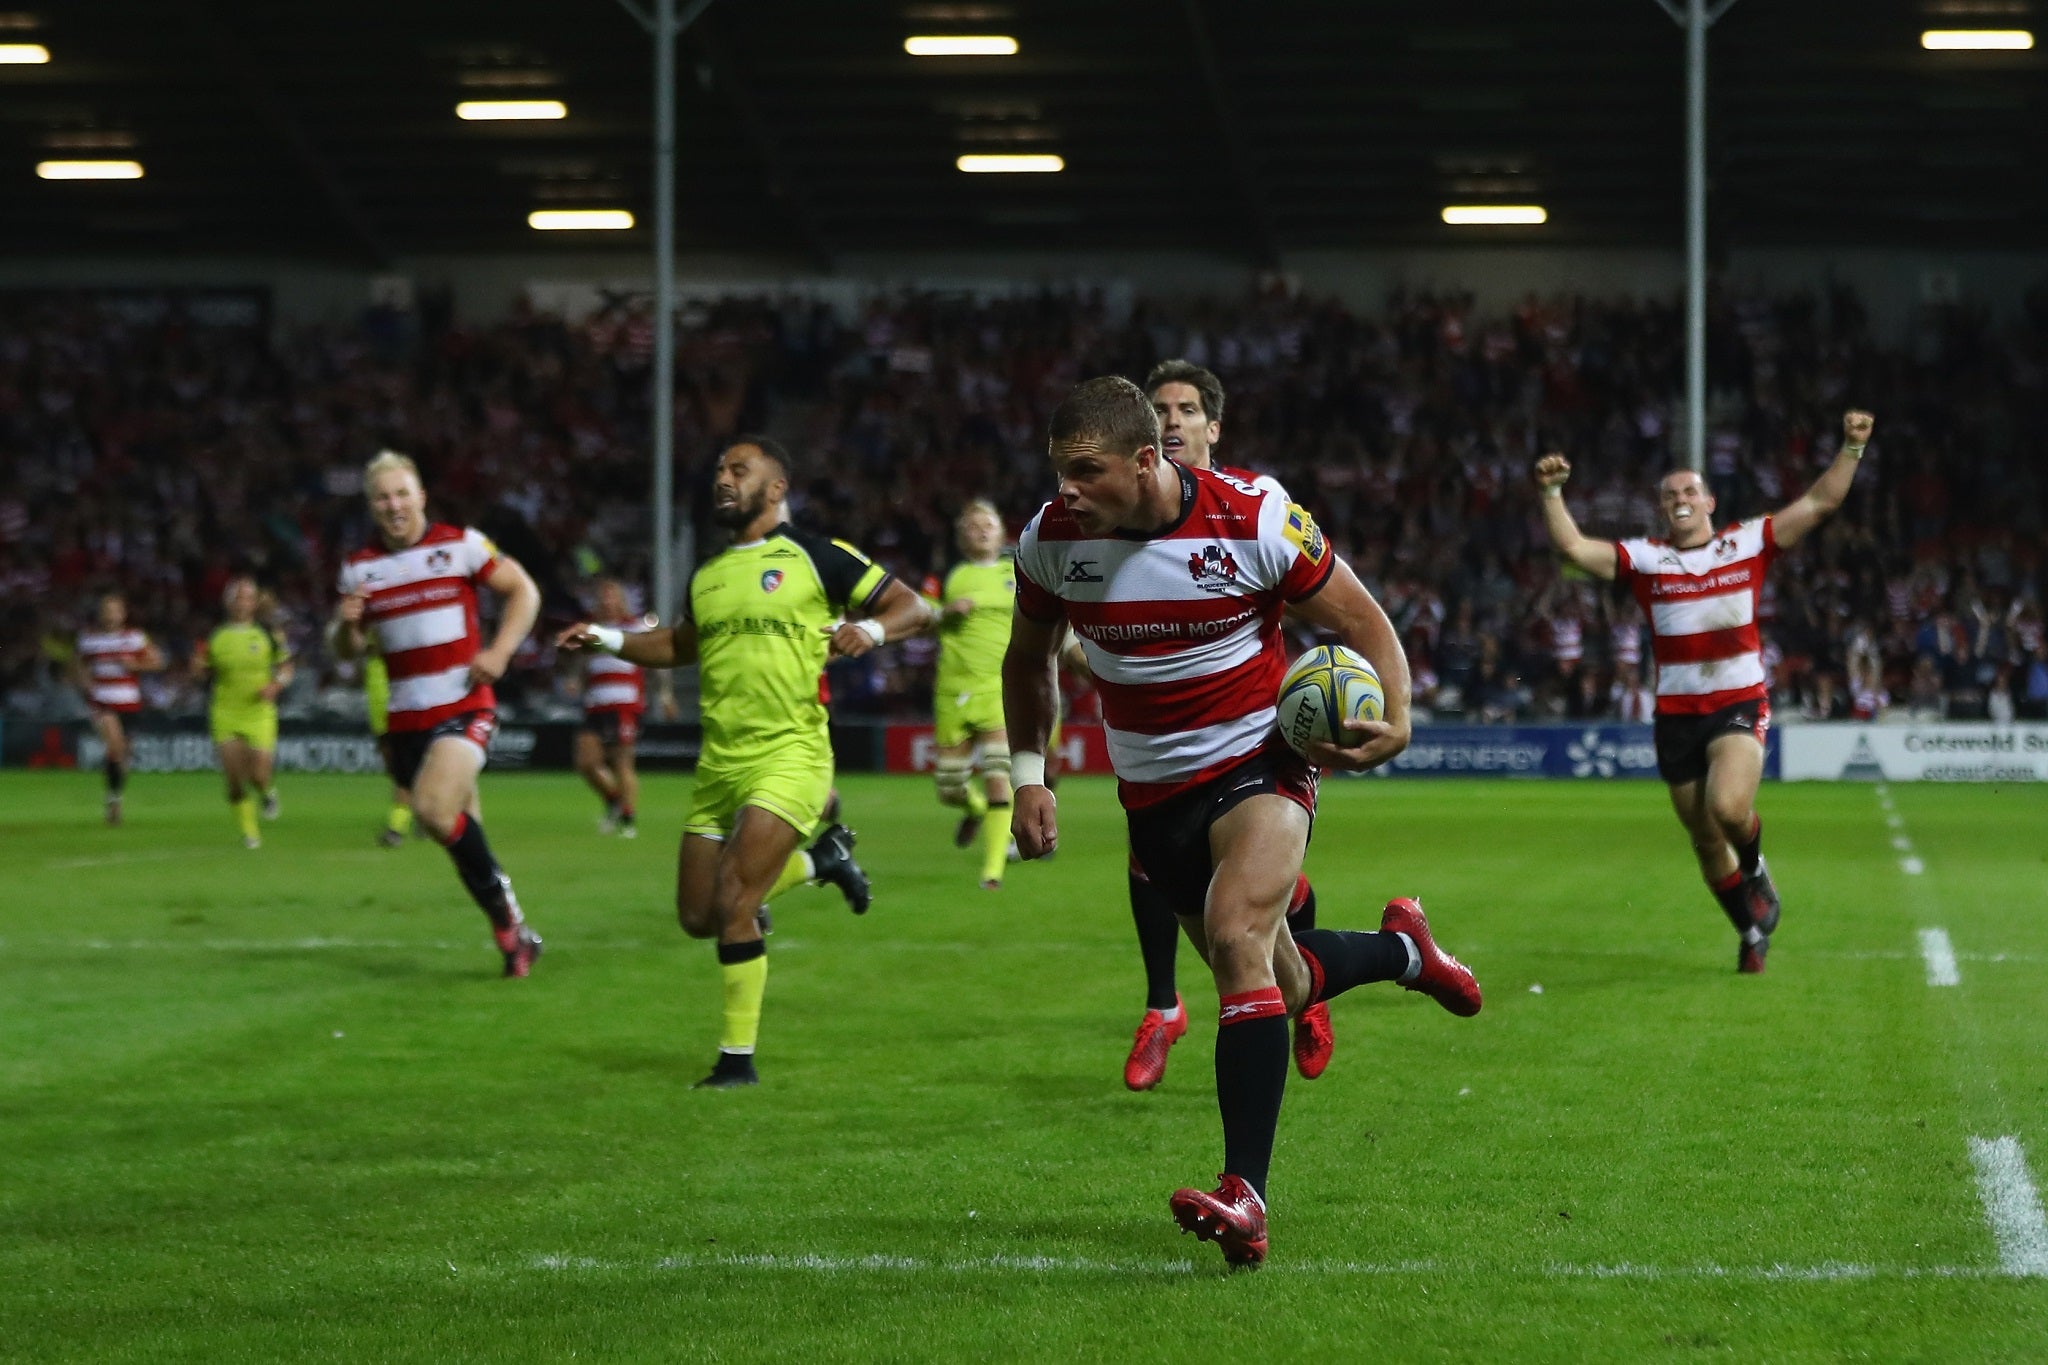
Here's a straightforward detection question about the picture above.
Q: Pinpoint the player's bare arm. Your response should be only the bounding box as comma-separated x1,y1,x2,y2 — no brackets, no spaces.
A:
468,557,541,687
1772,409,1873,549
261,656,295,703
1286,558,1413,773
825,578,935,659
1533,454,1620,579
1001,605,1065,859
555,617,700,668
327,587,371,660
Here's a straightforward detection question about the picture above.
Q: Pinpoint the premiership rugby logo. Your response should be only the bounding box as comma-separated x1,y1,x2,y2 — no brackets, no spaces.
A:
760,569,785,593
1187,544,1242,592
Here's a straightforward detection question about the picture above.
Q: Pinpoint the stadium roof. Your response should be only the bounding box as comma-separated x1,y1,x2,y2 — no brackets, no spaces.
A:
4,0,2044,265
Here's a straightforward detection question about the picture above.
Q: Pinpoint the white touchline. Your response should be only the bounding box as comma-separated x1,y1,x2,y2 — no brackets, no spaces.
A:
1901,856,1925,876
1968,1137,2048,1277
1918,928,1961,987
519,1252,1993,1280
1890,836,1913,853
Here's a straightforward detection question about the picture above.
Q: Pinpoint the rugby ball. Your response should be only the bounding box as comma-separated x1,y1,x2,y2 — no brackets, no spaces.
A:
1277,644,1384,758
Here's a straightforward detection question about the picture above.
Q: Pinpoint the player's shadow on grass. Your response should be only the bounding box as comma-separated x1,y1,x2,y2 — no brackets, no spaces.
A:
557,1045,692,1076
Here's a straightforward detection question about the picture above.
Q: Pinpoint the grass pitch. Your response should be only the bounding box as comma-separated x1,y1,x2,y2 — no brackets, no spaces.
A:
2,768,2045,1361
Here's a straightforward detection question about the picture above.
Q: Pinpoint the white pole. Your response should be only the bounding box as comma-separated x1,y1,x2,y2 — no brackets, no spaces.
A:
1685,0,1708,473
652,0,677,624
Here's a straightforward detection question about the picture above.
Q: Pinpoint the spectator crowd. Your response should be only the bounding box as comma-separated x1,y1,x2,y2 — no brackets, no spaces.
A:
3,278,2045,727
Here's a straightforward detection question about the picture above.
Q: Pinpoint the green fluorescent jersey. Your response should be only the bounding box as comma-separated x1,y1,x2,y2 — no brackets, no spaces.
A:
206,622,288,712
688,523,891,760
933,558,1015,698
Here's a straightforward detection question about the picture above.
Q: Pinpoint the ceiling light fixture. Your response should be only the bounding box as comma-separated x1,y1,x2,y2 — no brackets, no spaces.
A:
957,153,1063,173
0,41,48,61
906,36,1018,56
529,209,633,230
457,100,567,121
38,159,144,179
1441,205,1547,225
1921,29,2034,48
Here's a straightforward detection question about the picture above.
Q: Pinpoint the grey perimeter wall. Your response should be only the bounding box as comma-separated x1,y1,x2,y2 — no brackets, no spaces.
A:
2,246,2043,339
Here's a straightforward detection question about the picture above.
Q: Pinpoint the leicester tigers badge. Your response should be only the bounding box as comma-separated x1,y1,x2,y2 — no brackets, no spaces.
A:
761,569,785,593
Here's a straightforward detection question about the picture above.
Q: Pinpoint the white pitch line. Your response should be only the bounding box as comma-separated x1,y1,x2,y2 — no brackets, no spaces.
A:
1968,1137,2048,1277
1890,835,1913,853
1901,856,1926,876
43,849,215,870
1918,928,1962,987
520,1252,1992,1281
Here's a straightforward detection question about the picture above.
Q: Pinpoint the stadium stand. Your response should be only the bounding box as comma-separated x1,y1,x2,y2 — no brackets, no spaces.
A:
3,284,2044,724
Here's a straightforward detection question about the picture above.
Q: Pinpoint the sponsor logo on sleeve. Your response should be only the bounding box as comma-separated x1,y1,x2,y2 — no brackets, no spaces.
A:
1282,505,1329,566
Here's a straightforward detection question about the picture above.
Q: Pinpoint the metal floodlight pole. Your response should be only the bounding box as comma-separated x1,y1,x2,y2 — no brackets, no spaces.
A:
653,0,677,627
1655,0,1735,472
621,0,715,628
1684,0,1708,474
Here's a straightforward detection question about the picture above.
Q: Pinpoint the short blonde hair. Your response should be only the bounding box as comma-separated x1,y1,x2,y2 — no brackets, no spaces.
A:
958,497,1002,526
363,449,422,495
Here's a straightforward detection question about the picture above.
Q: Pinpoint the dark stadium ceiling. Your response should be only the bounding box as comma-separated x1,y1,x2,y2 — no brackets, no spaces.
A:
3,0,2045,264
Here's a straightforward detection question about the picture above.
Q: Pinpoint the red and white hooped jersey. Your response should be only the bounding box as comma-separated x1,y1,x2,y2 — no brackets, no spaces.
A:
1613,517,1776,716
77,628,147,711
1015,463,1335,808
337,524,501,733
1216,462,1289,503
583,617,651,715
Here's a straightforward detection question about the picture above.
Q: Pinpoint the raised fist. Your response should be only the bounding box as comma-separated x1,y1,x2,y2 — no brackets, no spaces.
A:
1844,410,1875,447
1533,453,1573,490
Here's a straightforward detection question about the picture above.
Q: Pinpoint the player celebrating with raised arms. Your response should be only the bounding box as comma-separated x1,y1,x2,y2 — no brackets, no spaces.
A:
1533,409,1875,973
329,450,545,977
1003,377,1482,1268
557,436,933,1090
929,498,1020,890
74,589,165,825
194,575,292,848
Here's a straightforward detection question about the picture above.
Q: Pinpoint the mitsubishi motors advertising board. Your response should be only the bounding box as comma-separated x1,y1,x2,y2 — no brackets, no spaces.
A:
1780,724,2048,782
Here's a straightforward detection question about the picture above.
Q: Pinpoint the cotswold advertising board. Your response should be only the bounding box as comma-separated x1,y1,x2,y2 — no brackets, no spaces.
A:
1781,724,2048,782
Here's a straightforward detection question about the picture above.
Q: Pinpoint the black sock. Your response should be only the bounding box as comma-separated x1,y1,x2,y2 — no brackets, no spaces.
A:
1130,871,1180,1011
717,939,766,966
1735,817,1762,878
1710,871,1752,933
1284,877,1317,935
443,814,514,928
105,760,126,795
1293,928,1409,1005
1215,993,1289,1200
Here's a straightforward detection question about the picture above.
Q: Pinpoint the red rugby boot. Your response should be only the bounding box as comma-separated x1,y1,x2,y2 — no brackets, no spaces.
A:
1381,897,1481,1017
1170,1174,1269,1269
1292,1002,1334,1079
1123,995,1187,1091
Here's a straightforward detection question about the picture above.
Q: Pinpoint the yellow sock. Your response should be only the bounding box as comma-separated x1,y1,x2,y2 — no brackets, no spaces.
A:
964,782,989,819
387,804,413,836
981,796,1011,884
235,796,259,842
767,851,811,900
718,949,769,1052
